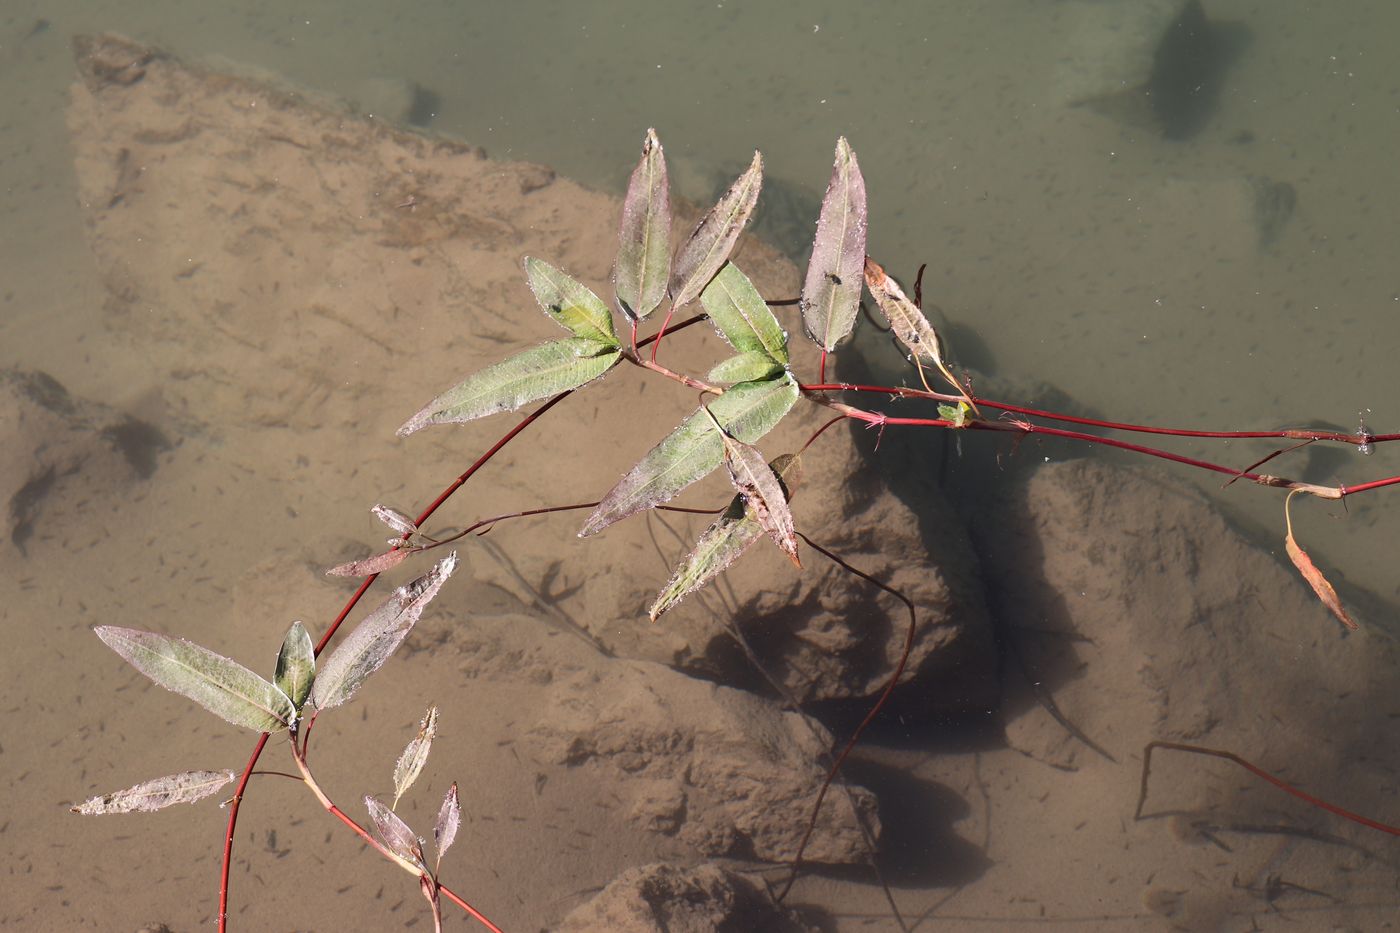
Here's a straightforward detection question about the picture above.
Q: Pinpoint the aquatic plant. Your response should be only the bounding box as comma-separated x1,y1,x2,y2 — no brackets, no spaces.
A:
74,129,1400,931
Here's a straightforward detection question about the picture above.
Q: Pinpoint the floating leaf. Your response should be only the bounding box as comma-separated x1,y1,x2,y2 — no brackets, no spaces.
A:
392,706,439,809
326,546,412,578
372,504,419,537
95,626,297,733
398,338,622,436
580,374,798,537
800,137,867,351
71,769,237,815
434,782,461,870
1284,492,1357,630
707,351,785,385
310,553,458,711
613,128,671,321
274,622,315,712
650,454,803,620
526,257,619,344
366,795,427,871
669,151,763,309
699,262,788,365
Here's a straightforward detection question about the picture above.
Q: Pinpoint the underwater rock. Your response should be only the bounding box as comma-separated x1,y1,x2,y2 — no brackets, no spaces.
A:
556,862,814,933
527,653,879,863
0,368,164,555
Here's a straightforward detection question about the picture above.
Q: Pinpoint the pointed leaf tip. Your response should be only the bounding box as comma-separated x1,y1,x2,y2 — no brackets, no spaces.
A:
800,137,867,351
95,626,296,733
310,553,459,711
669,151,763,310
613,128,672,321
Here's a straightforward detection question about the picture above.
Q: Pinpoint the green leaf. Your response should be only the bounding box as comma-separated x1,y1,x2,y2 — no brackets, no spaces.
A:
71,769,239,815
95,626,297,733
613,127,671,322
274,622,315,712
310,553,458,711
669,151,763,309
398,339,621,436
699,262,788,364
525,257,618,344
650,453,803,620
800,137,867,351
707,351,785,385
580,374,798,537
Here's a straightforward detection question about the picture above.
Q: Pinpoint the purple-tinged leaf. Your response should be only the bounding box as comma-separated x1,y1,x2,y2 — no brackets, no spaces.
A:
392,706,439,809
669,151,763,310
579,374,798,537
434,782,461,870
326,546,412,578
706,411,800,567
613,128,671,321
71,769,237,815
310,554,458,711
274,621,315,712
372,504,419,537
800,137,867,351
650,454,803,621
366,795,427,871
95,626,296,733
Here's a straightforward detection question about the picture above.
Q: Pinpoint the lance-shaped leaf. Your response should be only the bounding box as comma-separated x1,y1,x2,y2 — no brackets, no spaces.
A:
275,622,315,712
613,127,671,321
708,351,785,385
392,706,439,809
71,769,238,815
526,258,619,344
372,504,420,537
702,408,800,567
365,795,427,871
580,374,798,537
800,137,867,351
310,553,458,711
669,151,763,309
434,782,461,871
327,545,413,578
650,454,803,620
863,257,964,397
398,338,621,436
95,626,297,732
700,262,788,365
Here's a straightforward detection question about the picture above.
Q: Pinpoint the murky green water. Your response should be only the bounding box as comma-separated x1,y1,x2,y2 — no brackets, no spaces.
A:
5,0,1400,929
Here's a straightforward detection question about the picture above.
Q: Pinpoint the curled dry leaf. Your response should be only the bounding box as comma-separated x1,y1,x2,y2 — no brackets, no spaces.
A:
392,706,439,809
72,769,237,815
1285,530,1358,631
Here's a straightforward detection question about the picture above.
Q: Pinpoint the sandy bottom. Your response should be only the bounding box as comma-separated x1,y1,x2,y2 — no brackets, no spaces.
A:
2,26,1399,933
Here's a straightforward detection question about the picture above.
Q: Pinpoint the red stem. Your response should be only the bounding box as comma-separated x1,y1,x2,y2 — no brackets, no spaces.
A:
1136,740,1400,837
